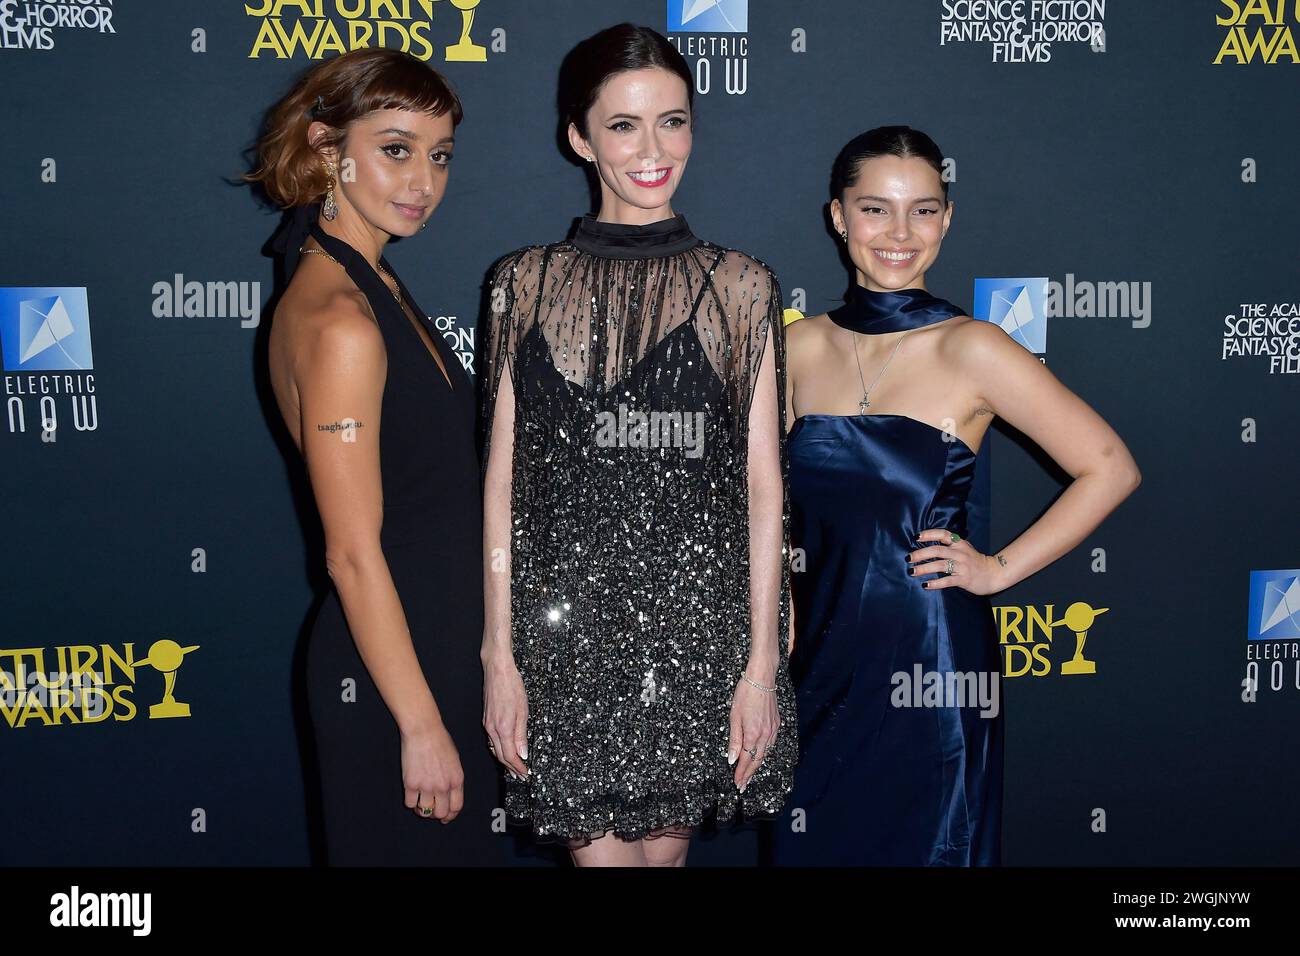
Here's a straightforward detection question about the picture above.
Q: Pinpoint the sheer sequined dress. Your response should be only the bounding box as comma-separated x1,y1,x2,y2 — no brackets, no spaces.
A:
480,213,798,847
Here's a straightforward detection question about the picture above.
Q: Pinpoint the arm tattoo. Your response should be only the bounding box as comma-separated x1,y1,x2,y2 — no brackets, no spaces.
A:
317,420,365,433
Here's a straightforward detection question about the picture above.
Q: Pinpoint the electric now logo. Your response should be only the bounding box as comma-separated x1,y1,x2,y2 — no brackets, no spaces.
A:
49,885,151,936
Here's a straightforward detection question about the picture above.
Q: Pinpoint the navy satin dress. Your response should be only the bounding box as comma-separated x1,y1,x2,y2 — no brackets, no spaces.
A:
769,286,1004,867
771,413,1003,865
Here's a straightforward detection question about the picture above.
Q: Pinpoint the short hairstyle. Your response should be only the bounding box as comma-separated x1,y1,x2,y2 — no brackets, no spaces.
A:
244,47,463,208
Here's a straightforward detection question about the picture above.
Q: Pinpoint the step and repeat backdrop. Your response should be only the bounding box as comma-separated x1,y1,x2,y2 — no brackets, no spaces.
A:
1,1,1297,866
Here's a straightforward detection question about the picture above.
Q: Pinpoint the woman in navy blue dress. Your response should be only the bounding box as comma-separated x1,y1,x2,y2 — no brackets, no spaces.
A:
771,127,1141,865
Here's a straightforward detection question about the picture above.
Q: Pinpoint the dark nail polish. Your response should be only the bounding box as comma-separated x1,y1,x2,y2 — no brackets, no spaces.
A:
922,581,929,589
907,567,914,575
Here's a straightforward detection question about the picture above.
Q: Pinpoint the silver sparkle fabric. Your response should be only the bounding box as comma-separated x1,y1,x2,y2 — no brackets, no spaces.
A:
481,222,797,848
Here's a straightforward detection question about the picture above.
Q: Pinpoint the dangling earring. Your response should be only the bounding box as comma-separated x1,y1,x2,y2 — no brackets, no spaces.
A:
839,230,848,242
322,160,338,221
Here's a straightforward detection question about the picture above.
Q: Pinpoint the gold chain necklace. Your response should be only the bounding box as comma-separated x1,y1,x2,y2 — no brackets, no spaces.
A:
298,245,402,306
298,244,455,392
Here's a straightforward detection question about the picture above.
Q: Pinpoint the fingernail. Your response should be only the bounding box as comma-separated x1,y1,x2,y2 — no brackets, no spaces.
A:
908,567,915,575
520,747,528,760
922,581,929,589
727,750,737,765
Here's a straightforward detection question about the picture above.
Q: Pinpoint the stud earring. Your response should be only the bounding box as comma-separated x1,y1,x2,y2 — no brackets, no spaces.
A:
322,160,338,221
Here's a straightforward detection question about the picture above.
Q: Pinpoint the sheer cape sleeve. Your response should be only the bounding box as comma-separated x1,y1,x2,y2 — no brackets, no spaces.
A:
746,262,795,669
696,249,795,665
480,244,546,484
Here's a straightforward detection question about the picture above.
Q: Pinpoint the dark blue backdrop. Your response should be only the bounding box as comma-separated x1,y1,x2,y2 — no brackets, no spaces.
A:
2,1,1297,866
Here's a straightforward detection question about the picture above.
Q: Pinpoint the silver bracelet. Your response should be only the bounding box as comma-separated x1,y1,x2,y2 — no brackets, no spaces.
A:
742,674,776,694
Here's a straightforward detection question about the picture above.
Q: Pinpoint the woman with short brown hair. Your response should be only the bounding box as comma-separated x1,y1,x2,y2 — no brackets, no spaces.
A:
248,47,499,865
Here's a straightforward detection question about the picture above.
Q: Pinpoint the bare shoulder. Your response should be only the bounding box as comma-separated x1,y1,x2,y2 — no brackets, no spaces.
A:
785,312,835,356
937,314,1023,368
276,278,385,374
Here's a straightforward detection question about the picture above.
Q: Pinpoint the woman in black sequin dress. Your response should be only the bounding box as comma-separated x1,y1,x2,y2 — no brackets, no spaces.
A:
479,24,797,865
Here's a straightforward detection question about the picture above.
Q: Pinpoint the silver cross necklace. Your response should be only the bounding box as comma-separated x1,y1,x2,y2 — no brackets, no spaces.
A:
850,327,913,415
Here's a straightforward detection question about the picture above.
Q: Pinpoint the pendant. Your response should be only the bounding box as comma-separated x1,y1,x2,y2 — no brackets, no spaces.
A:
859,396,871,414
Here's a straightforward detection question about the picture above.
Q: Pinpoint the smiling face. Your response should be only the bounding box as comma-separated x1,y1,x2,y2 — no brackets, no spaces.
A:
309,106,455,239
567,67,692,224
830,153,953,292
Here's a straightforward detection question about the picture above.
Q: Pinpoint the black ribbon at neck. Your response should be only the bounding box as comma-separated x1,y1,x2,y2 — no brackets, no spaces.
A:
570,212,700,259
827,284,966,334
268,201,321,279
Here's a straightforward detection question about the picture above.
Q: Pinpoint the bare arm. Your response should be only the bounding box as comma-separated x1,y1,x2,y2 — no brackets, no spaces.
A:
747,301,784,684
731,273,787,788
781,316,810,652
783,318,798,434
481,354,515,663
946,320,1142,592
298,305,441,736
480,255,529,778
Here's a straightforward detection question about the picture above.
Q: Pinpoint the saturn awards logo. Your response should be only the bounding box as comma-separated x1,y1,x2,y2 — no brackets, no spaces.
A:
0,640,200,729
665,0,749,95
1214,0,1300,64
245,0,492,62
1,287,98,441
994,601,1109,678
